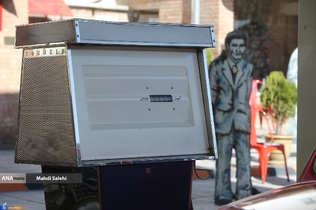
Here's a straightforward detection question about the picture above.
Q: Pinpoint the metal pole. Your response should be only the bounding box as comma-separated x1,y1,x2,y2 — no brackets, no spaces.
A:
191,0,200,24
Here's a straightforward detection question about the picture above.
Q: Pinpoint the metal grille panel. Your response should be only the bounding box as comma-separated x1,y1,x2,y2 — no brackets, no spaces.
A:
16,53,77,166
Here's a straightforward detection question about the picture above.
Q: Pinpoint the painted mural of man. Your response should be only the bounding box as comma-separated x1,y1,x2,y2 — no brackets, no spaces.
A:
209,30,253,205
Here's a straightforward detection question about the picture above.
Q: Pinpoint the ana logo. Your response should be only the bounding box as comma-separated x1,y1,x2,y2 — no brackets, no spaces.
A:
1,176,13,181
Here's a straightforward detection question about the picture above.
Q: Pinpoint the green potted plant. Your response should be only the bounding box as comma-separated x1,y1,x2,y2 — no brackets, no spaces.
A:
205,48,214,67
260,71,297,161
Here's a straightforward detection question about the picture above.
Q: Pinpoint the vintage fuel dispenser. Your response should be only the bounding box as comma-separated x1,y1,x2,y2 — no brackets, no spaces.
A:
14,19,217,209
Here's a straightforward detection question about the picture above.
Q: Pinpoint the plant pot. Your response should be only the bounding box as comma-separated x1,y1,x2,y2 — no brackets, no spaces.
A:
264,134,294,162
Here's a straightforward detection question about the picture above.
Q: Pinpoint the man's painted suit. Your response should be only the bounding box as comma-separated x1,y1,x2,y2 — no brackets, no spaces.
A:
210,54,253,201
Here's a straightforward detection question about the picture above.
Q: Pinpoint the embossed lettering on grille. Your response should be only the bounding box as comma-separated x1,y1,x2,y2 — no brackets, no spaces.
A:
16,54,77,166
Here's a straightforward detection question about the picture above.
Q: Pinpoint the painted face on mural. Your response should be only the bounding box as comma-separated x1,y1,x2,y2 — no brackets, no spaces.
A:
227,38,246,62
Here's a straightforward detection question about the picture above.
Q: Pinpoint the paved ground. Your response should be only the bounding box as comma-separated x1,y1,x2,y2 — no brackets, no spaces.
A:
192,144,297,209
0,116,297,209
0,147,297,210
191,117,297,209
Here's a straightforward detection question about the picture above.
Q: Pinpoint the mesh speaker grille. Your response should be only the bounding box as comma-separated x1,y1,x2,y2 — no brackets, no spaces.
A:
16,53,77,166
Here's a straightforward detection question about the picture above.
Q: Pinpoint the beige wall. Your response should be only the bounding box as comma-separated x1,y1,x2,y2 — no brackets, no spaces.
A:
121,0,233,57
0,0,28,94
200,0,234,57
159,0,186,24
66,8,128,22
297,0,316,177
120,0,190,24
0,0,28,148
